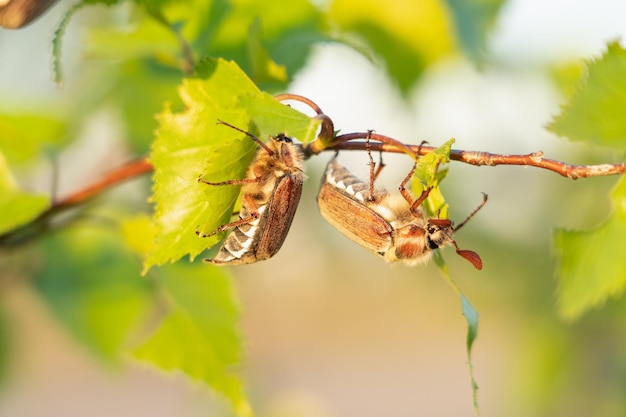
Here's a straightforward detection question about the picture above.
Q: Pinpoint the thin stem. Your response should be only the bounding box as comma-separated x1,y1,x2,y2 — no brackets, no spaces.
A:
1,129,624,247
274,93,335,154
0,158,152,247
333,137,626,179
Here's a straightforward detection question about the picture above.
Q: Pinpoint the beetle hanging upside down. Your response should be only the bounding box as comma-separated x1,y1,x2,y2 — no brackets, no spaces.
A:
317,146,487,269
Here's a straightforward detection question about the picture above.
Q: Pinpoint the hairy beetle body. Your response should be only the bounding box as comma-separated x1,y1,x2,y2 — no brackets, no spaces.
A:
318,156,485,269
198,124,305,265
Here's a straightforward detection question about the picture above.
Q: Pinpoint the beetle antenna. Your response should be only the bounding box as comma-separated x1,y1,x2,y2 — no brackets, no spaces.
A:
454,193,488,232
217,119,274,156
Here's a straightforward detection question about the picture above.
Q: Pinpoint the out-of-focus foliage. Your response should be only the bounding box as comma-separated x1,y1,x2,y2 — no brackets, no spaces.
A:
330,0,455,93
550,42,626,320
1,0,625,416
549,41,626,151
0,113,67,163
444,0,505,63
0,152,49,235
33,226,153,361
554,175,626,320
133,263,249,416
330,0,506,93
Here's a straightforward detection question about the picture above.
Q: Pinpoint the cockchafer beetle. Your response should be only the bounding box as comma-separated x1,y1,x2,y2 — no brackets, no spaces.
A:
317,149,487,269
196,120,305,265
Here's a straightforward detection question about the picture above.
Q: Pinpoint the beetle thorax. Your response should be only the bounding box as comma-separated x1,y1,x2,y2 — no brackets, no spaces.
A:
256,137,304,178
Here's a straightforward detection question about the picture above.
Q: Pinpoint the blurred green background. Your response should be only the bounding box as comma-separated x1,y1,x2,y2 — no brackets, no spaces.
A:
1,0,626,416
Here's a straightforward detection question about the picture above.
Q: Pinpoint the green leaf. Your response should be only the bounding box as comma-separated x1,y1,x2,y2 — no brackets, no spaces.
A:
133,264,251,417
411,139,454,218
86,17,179,61
554,175,626,320
330,0,456,93
121,214,159,258
443,0,505,63
0,113,67,163
146,58,318,272
110,59,184,154
210,0,328,88
548,41,626,151
85,0,327,92
248,17,288,85
0,152,50,235
33,227,153,361
191,0,232,51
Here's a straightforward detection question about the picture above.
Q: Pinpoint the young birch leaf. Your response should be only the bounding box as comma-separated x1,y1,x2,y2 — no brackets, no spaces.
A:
548,41,626,151
133,264,251,417
146,58,316,273
411,138,454,218
554,175,626,320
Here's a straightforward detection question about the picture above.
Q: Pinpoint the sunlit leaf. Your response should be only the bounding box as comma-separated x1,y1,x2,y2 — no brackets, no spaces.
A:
554,175,626,320
133,264,251,417
146,58,318,272
548,41,626,151
33,227,153,361
411,139,454,218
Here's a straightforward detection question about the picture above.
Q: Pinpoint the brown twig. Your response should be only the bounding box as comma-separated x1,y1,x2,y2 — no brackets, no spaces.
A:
1,126,624,248
51,158,153,208
333,136,625,179
274,93,336,154
0,158,152,247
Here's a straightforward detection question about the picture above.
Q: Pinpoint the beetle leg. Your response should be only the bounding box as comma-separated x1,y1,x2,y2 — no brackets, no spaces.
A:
198,175,261,186
365,130,386,202
196,194,259,238
398,160,433,215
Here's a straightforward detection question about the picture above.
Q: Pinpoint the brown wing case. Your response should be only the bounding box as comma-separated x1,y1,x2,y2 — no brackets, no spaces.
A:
318,182,393,255
255,173,304,260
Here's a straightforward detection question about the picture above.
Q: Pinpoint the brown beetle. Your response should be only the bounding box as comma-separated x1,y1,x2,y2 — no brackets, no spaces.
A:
317,154,486,269
197,121,305,265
